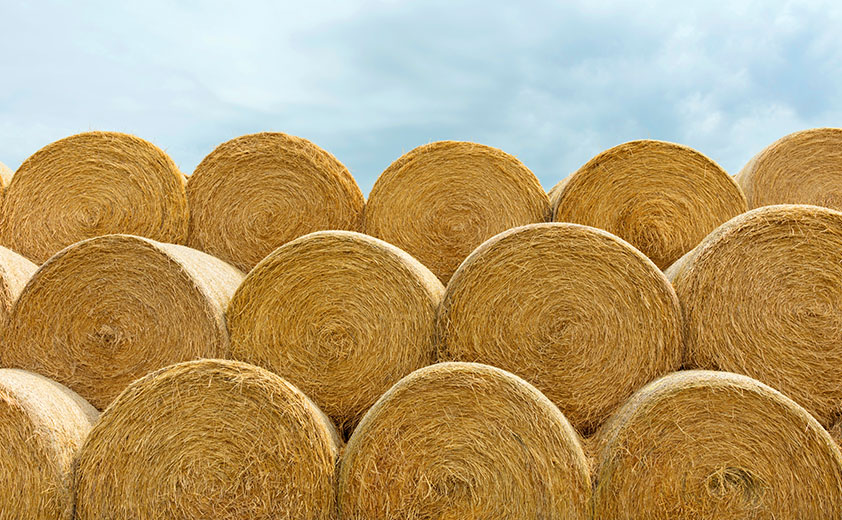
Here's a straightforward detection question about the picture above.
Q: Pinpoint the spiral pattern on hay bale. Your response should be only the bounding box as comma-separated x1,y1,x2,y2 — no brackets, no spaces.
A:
0,246,36,323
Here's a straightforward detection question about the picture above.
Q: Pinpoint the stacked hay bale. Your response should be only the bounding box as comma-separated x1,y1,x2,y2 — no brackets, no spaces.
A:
0,246,36,323
365,141,550,283
550,140,747,269
74,359,339,520
0,132,188,263
339,362,591,519
187,132,365,272
1,234,243,410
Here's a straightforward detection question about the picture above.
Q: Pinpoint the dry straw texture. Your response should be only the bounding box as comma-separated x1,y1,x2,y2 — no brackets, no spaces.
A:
188,132,365,272
365,141,550,283
339,362,591,519
735,127,842,210
1,234,243,410
74,359,340,520
228,230,443,436
550,139,747,269
592,370,842,519
0,368,98,520
0,131,188,264
438,222,682,434
0,246,36,324
666,204,842,427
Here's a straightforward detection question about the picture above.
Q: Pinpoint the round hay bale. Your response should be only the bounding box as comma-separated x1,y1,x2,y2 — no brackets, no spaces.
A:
0,246,36,323
438,222,682,434
0,131,188,264
338,362,591,519
592,370,842,518
365,141,550,283
550,139,747,269
0,368,98,520
74,359,340,520
187,132,365,272
228,230,444,436
666,204,842,426
735,127,842,210
1,234,244,410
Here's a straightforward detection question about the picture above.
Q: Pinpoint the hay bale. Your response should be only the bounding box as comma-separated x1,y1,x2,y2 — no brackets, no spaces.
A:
666,204,842,426
74,359,339,520
592,370,842,518
1,234,243,410
0,368,98,520
365,141,550,283
736,127,842,210
438,222,682,434
550,139,747,269
0,131,188,263
0,246,36,323
338,362,591,519
228,230,444,436
187,132,365,272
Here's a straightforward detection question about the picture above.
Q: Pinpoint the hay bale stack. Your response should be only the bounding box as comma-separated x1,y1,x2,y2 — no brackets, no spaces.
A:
550,139,747,269
365,141,550,283
0,131,188,263
592,370,842,518
438,223,682,434
1,234,243,410
0,246,36,323
187,132,365,272
667,204,842,426
228,230,444,436
736,128,842,210
0,368,98,520
339,362,591,519
74,359,339,520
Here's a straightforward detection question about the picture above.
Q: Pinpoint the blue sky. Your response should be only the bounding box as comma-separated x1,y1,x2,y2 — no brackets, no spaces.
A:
1,0,840,193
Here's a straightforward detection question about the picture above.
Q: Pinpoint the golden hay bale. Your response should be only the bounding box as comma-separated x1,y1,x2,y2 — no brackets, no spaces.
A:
592,370,842,518
0,246,36,323
0,131,188,264
228,230,444,436
0,368,98,520
736,127,842,210
666,204,842,426
74,359,340,520
187,132,365,272
339,362,591,519
365,141,550,283
550,139,747,269
438,222,682,434
1,234,243,410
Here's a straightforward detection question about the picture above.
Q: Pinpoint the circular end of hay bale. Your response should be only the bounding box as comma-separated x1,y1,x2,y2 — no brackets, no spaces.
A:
592,370,842,518
339,362,591,519
438,222,682,434
228,230,444,435
667,204,842,426
0,246,36,323
736,128,842,210
0,132,188,263
551,139,747,269
187,132,365,272
0,369,98,520
365,141,550,283
1,234,244,409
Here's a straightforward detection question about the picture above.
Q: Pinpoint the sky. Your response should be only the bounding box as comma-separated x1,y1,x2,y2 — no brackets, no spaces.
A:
1,0,841,193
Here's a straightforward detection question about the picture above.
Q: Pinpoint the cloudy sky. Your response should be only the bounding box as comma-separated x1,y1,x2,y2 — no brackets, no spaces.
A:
1,0,840,193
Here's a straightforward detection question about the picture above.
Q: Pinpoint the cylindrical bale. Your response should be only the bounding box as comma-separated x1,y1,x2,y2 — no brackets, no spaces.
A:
550,139,747,269
187,132,365,272
365,141,550,283
592,370,842,519
1,234,244,410
228,230,444,436
338,362,591,519
666,204,842,426
0,368,98,520
0,246,37,323
438,222,682,434
0,132,188,263
74,359,340,520
735,128,842,210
